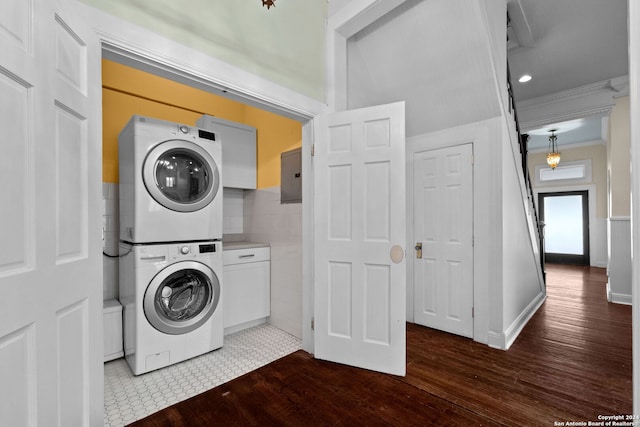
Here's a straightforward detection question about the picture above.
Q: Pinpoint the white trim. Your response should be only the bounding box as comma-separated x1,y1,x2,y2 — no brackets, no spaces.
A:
527,139,606,154
610,216,632,221
488,292,546,350
325,0,409,111
301,120,315,353
607,283,632,305
631,0,640,416
76,2,325,121
534,159,592,187
406,118,500,346
518,76,629,132
533,184,597,263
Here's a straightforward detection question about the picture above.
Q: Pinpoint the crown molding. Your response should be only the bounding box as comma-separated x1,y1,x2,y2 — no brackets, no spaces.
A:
517,76,629,132
527,138,606,154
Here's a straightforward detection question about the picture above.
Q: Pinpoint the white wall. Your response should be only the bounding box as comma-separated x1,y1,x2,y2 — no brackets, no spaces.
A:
102,182,119,301
498,123,546,349
628,0,640,414
608,218,632,304
345,0,502,137
244,187,303,339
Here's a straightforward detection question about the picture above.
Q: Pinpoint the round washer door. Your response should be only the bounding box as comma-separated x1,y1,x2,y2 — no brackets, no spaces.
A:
144,261,221,335
143,139,220,212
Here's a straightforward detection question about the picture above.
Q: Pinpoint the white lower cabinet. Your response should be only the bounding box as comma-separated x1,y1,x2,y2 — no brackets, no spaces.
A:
222,246,270,334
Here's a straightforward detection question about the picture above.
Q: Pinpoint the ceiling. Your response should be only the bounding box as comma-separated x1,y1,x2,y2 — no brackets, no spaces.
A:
507,0,628,102
507,0,628,149
346,0,628,144
525,116,604,152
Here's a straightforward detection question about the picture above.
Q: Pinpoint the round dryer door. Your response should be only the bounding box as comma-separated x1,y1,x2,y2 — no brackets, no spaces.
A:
143,139,220,212
144,261,221,335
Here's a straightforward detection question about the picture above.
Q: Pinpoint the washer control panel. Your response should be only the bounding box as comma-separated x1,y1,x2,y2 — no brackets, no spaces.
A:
171,242,217,260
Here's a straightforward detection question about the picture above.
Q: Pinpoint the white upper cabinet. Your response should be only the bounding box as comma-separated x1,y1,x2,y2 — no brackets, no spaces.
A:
197,115,257,189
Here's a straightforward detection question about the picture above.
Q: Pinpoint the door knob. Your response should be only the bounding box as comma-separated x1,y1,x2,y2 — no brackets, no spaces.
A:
415,242,422,259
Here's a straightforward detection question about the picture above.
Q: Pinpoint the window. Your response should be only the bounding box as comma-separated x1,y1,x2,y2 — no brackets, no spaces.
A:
534,159,592,186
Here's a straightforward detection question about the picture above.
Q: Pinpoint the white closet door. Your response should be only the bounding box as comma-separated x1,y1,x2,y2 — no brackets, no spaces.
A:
314,102,406,376
0,0,103,424
413,144,474,338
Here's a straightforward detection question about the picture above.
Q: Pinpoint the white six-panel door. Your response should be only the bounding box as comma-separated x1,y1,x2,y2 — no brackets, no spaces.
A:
314,102,406,376
0,0,103,424
413,144,474,338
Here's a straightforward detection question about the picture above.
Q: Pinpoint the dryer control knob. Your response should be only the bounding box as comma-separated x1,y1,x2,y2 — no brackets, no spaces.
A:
180,245,190,255
179,125,189,134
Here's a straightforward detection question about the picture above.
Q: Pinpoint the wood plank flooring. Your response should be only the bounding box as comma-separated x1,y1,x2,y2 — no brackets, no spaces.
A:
129,264,632,426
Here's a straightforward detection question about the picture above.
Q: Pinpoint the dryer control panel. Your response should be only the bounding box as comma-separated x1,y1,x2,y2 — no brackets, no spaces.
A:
171,242,218,260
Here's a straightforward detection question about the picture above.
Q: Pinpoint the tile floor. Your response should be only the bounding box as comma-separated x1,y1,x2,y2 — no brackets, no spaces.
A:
104,324,302,427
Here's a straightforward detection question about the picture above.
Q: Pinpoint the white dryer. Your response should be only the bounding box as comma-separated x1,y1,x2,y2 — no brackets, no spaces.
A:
119,241,223,375
119,115,222,244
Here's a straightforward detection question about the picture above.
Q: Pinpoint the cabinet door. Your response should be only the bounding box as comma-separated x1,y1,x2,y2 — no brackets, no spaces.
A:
197,115,257,189
223,261,270,328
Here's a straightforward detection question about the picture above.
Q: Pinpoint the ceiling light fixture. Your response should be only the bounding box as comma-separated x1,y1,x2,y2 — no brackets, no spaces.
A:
518,74,532,83
546,129,561,169
261,0,276,9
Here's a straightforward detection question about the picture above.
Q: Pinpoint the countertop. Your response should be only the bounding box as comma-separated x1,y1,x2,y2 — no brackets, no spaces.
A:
223,241,270,250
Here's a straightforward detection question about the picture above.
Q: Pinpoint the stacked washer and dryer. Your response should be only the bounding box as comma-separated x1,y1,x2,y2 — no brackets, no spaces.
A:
118,115,224,376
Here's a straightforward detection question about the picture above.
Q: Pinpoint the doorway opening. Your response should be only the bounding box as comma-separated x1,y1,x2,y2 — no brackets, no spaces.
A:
538,191,590,265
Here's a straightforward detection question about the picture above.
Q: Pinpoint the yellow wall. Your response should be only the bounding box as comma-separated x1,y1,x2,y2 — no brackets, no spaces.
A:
528,144,608,219
102,59,301,188
608,96,631,217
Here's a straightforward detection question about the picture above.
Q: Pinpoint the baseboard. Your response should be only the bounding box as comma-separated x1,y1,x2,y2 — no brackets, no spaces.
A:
224,317,268,336
607,282,632,305
488,292,547,350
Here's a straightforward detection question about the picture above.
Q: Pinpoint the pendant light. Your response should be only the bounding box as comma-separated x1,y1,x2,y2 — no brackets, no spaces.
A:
546,129,561,169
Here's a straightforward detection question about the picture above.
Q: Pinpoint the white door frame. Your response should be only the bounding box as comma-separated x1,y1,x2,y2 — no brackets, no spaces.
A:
411,143,474,338
406,119,502,345
76,0,414,354
630,0,640,416
75,1,324,353
533,184,597,266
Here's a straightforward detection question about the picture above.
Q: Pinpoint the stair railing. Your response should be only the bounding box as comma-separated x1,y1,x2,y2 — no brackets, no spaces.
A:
507,63,546,281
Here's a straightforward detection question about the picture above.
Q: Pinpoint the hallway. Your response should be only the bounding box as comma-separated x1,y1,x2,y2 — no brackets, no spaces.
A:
405,264,632,425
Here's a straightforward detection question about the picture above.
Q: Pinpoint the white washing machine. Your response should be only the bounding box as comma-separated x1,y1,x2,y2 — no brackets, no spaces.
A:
119,241,223,375
119,115,222,244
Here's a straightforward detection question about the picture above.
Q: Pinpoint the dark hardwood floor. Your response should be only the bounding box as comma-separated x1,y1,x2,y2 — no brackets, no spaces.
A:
130,264,632,426
404,264,632,425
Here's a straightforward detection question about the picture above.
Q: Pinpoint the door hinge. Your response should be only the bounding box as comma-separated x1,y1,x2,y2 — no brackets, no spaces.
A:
311,317,315,330
471,154,474,165
311,144,315,157
472,307,475,318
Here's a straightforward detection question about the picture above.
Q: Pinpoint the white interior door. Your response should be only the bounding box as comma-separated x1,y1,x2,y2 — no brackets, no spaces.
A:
314,102,406,376
413,144,473,338
0,0,103,425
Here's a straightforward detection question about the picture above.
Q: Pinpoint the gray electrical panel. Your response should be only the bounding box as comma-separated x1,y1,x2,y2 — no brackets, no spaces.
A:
281,147,301,204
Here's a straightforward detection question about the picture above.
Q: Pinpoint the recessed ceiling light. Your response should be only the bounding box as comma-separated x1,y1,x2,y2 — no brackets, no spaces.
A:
518,74,532,83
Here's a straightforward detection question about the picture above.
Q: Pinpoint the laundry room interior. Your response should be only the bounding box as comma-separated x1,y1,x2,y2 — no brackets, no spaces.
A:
101,58,305,364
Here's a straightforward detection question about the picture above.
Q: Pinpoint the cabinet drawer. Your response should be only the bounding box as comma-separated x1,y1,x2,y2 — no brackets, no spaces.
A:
223,247,270,265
